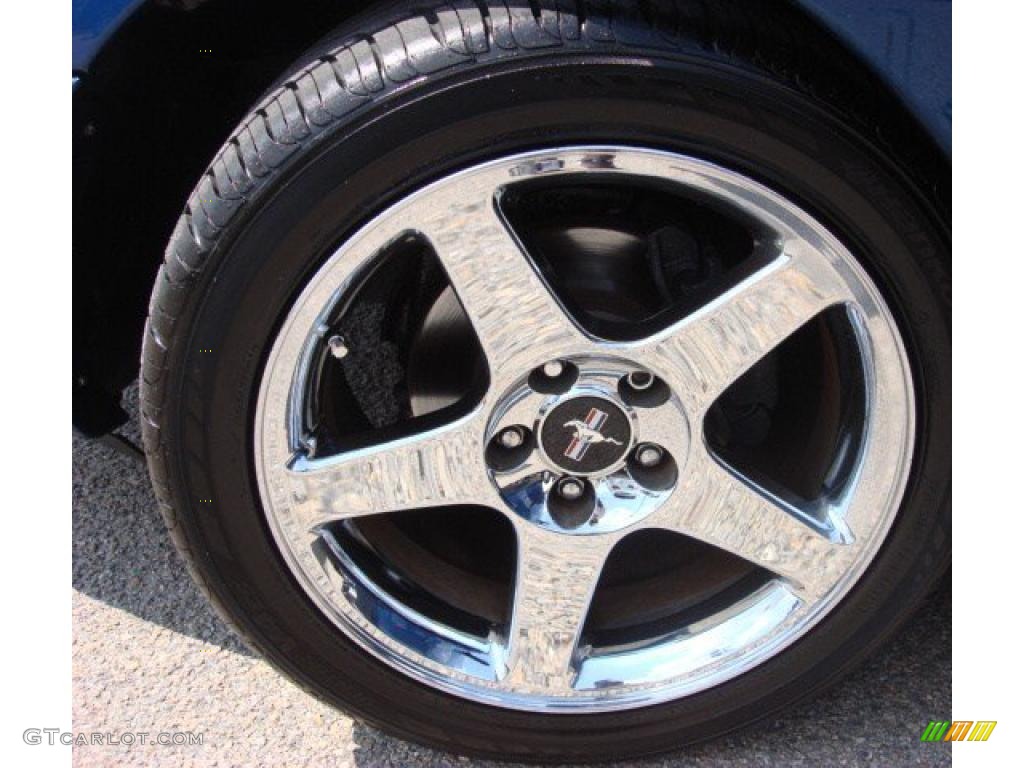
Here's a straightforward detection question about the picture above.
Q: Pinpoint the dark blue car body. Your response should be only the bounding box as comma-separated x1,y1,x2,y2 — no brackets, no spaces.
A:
73,0,951,154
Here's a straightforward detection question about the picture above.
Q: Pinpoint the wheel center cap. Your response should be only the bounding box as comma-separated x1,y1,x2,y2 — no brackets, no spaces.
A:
540,396,633,475
484,357,687,535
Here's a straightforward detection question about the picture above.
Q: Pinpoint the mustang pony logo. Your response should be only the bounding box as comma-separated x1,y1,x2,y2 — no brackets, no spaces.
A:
563,408,623,461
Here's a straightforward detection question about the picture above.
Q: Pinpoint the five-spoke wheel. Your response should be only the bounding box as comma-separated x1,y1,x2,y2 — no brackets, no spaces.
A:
255,147,914,711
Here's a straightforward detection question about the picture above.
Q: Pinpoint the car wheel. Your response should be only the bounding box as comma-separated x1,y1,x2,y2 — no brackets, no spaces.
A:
140,1,950,761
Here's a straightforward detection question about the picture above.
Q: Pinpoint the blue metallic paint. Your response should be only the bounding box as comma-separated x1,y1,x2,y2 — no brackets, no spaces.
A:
800,0,950,155
72,0,147,74
72,0,950,151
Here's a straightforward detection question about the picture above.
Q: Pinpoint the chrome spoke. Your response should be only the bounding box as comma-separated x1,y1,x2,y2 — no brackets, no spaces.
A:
414,184,588,386
490,388,547,438
255,147,916,713
284,416,488,531
650,450,853,601
638,243,852,417
501,526,613,692
632,398,691,464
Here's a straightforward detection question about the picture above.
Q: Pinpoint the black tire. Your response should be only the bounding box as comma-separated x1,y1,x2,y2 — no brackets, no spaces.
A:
140,1,950,761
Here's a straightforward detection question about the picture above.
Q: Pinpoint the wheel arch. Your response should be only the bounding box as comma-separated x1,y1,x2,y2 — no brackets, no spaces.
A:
72,0,376,434
71,0,949,435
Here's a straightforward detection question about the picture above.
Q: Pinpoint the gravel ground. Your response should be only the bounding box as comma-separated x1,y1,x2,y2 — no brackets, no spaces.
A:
72,394,951,768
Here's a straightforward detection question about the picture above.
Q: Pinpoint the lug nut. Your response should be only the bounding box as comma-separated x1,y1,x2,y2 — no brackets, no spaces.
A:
327,335,349,359
636,443,664,468
499,427,525,449
628,371,654,390
555,476,585,501
543,360,564,378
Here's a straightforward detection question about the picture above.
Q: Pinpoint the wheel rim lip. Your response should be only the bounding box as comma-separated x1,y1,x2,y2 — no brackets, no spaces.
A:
253,146,916,713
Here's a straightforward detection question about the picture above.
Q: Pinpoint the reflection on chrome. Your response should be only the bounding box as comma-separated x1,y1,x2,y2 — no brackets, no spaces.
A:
254,147,915,713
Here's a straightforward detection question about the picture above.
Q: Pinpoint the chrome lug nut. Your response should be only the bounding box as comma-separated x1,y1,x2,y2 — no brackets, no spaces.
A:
499,426,525,449
628,370,654,390
327,335,349,359
555,476,585,501
543,360,564,378
636,443,664,468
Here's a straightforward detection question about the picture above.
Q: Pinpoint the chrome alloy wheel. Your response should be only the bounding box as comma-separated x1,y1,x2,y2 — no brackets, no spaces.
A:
254,147,914,712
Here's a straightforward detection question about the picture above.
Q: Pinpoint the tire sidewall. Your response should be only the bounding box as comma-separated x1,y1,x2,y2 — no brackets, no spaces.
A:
162,54,950,759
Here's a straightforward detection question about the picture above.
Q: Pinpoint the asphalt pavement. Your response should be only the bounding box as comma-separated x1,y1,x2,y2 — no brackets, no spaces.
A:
72,392,951,768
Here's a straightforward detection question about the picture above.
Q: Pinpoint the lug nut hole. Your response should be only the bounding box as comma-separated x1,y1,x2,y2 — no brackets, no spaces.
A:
628,371,654,390
529,360,579,394
618,371,670,407
548,476,596,529
499,426,525,449
628,443,678,491
485,426,534,471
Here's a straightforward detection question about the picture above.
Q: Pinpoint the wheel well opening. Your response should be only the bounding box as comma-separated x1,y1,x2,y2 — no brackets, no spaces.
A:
72,0,948,434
